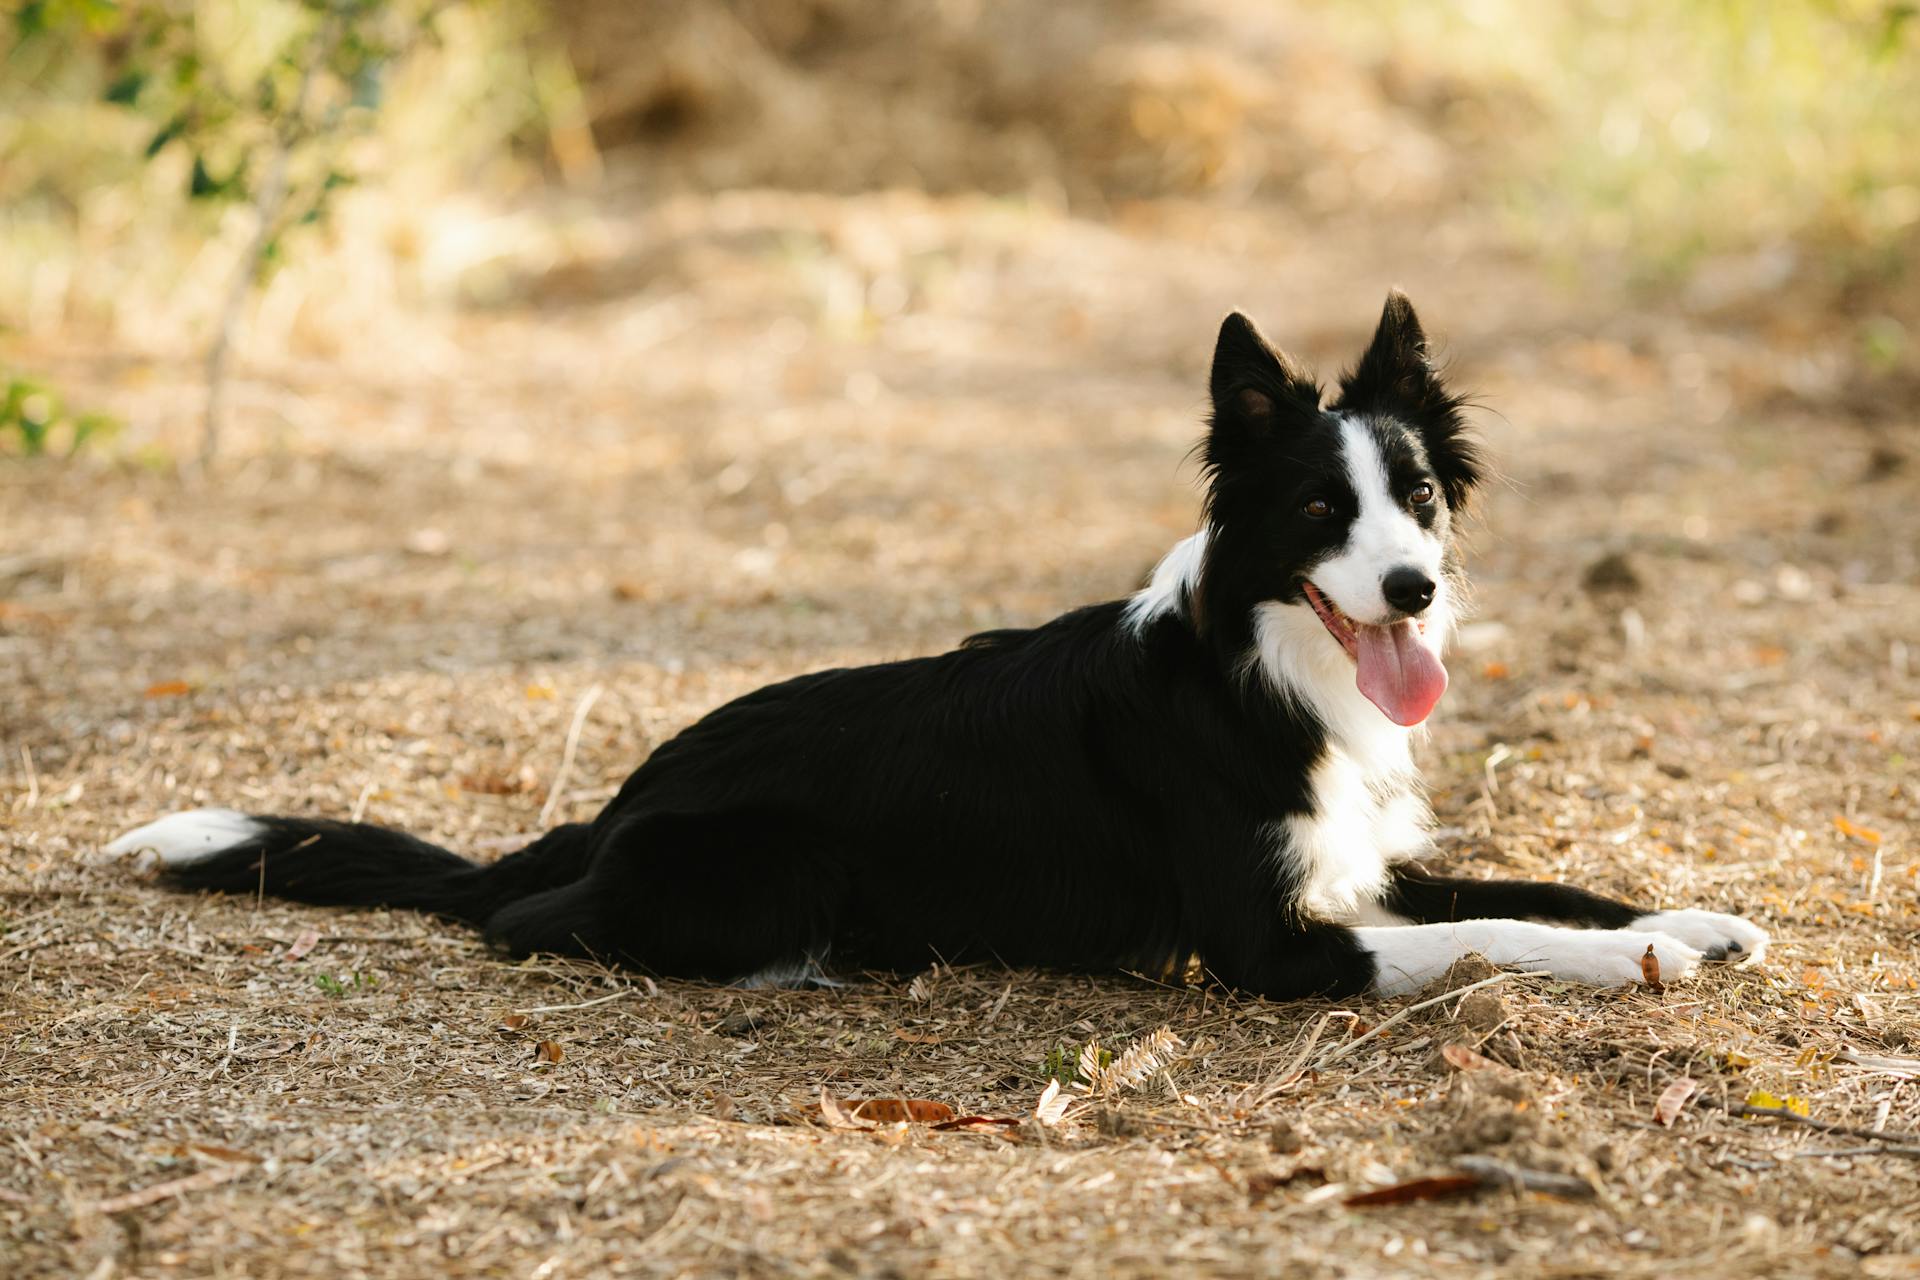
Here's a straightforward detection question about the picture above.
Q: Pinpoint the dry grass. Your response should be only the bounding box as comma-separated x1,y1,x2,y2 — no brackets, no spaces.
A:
4,185,1919,1277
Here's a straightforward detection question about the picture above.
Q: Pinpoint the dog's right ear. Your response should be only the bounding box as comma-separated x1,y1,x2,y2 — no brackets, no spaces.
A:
1208,312,1318,439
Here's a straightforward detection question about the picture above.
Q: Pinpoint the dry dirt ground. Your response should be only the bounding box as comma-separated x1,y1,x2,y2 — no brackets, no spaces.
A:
4,189,1919,1278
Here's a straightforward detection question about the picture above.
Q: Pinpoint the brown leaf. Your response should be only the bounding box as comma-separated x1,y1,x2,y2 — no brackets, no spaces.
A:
143,679,193,699
892,1028,944,1045
534,1039,564,1064
850,1098,956,1124
459,769,529,795
1441,1042,1501,1072
1343,1176,1482,1207
1640,944,1664,991
283,927,321,964
497,1013,530,1032
1655,1077,1699,1126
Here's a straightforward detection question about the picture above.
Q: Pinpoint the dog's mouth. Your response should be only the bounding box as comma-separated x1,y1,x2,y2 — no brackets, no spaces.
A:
1301,581,1449,727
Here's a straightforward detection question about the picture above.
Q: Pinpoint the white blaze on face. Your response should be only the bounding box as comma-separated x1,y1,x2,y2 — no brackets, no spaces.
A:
1310,417,1446,625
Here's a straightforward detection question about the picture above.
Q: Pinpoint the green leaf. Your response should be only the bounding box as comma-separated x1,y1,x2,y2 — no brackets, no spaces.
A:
144,117,183,158
14,2,48,38
104,69,146,105
69,412,120,455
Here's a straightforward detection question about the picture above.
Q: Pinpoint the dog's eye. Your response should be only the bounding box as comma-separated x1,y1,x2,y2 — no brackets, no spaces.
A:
1303,497,1333,519
1409,482,1435,507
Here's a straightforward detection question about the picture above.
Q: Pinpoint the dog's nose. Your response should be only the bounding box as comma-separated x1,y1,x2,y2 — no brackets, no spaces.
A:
1382,567,1436,615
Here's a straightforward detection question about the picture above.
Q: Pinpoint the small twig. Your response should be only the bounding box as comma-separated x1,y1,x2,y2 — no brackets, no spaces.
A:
200,4,343,467
1711,1098,1920,1145
1452,1154,1598,1198
348,779,376,825
17,745,37,811
1792,1145,1920,1160
1242,1010,1342,1107
980,982,1012,1032
1317,971,1542,1068
539,684,605,828
512,987,638,1016
84,1162,247,1215
0,928,68,965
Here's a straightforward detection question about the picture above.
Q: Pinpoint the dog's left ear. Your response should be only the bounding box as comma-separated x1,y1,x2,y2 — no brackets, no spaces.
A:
1334,291,1483,507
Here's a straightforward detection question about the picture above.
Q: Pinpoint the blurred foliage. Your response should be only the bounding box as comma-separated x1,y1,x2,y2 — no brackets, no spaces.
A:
1316,0,1920,283
12,0,458,283
1,0,1914,390
0,0,552,350
0,372,119,457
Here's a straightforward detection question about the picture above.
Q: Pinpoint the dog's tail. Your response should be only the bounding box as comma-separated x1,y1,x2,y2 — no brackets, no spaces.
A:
101,809,592,927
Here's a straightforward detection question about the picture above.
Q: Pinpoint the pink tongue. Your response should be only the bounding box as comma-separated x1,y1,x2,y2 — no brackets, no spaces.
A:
1354,620,1449,726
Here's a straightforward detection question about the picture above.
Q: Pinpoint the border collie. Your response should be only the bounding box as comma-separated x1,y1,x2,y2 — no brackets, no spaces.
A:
104,295,1767,998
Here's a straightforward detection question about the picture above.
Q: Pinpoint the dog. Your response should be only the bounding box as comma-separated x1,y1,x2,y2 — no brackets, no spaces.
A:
104,294,1767,998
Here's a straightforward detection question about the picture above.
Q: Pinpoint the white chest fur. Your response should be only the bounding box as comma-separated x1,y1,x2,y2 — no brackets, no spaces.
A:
1275,745,1431,921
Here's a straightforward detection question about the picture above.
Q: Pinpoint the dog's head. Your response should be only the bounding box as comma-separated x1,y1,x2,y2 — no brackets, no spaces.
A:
1195,294,1483,728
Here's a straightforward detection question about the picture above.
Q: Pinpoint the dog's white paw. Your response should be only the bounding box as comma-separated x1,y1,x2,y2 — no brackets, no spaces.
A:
1545,928,1703,987
1357,919,1703,995
97,809,262,871
1630,909,1768,964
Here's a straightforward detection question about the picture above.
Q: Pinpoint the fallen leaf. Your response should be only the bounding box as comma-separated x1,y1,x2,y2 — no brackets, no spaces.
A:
498,1013,530,1032
143,679,193,699
1640,944,1663,990
1743,1089,1811,1117
1343,1176,1481,1207
1835,816,1884,846
283,927,321,963
850,1098,956,1124
1441,1042,1502,1072
1655,1077,1698,1126
892,1028,944,1045
460,769,530,795
1034,1079,1073,1127
534,1039,564,1064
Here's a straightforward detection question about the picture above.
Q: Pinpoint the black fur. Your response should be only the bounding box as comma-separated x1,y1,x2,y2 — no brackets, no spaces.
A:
152,297,1647,999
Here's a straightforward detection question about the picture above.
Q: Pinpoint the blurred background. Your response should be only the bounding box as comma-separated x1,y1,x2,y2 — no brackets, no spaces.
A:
5,0,1916,461
3,0,1917,760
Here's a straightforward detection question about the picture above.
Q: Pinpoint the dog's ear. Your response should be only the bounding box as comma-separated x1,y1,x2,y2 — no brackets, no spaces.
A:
1334,291,1483,506
1208,312,1318,440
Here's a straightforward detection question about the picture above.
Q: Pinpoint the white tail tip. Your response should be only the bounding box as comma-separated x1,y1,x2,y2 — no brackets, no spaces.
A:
100,808,263,871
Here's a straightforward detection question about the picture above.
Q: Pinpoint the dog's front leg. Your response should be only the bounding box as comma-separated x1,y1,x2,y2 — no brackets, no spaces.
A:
1378,865,1768,969
1353,918,1719,997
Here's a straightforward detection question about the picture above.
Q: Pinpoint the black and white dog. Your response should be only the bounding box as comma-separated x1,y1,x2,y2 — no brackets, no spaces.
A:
105,295,1766,998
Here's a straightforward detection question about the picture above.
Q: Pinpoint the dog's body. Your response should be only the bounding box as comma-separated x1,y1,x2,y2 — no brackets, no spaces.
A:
106,296,1766,997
